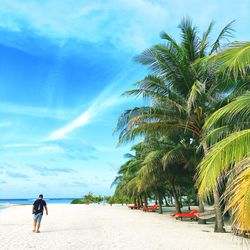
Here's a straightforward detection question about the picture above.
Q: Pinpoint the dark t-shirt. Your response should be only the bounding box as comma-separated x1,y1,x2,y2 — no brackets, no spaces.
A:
33,199,47,215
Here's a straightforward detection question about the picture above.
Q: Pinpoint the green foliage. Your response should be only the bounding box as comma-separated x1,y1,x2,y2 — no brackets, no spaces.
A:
71,199,84,204
212,42,250,78
197,129,250,199
224,158,250,233
71,192,104,204
107,195,132,205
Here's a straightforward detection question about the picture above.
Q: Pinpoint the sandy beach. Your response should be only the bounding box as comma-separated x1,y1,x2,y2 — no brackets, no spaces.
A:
0,204,248,250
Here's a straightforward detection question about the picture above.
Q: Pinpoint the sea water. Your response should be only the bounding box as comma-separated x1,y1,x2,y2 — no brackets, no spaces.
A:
0,198,78,208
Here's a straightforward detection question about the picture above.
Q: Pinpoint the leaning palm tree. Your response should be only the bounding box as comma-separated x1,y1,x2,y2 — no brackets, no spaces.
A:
115,18,236,232
197,42,250,234
198,92,250,234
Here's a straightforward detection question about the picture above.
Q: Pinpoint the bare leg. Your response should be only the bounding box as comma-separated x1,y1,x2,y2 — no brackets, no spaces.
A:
33,221,37,231
36,222,41,232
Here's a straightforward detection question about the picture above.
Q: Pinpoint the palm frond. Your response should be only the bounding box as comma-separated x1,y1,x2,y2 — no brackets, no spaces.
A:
160,32,183,56
186,80,205,114
178,17,199,61
124,88,185,113
215,41,250,78
199,22,214,56
224,158,250,233
197,129,250,199
204,91,250,130
210,20,235,54
111,175,122,187
202,125,230,145
162,149,182,170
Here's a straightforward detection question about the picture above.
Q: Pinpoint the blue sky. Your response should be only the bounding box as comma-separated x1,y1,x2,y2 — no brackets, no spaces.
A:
0,0,249,198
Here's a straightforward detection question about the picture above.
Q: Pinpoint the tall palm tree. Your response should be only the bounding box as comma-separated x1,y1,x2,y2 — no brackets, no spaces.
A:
197,42,250,232
115,18,236,232
198,93,250,234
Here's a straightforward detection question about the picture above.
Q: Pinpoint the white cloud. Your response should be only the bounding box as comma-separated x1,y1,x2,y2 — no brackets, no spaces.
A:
0,0,249,54
39,145,64,153
0,102,73,120
0,0,169,52
48,68,135,140
3,143,40,148
47,94,125,141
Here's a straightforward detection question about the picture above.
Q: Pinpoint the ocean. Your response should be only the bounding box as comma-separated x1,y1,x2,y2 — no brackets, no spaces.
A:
0,198,78,209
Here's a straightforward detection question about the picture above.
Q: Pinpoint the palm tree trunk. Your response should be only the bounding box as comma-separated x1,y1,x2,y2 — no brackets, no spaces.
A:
139,195,144,207
198,196,206,224
213,188,225,232
178,189,183,208
171,181,181,213
144,196,148,207
158,192,163,214
137,197,141,207
202,142,225,232
154,193,158,205
163,195,170,206
134,197,137,206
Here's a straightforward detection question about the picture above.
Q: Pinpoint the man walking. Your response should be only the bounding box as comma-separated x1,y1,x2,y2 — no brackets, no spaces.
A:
32,194,48,233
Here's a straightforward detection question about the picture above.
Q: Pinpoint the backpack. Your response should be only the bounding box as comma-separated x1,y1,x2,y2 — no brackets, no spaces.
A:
34,200,44,215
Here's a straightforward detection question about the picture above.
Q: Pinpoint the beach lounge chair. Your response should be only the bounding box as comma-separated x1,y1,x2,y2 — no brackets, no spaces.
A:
170,209,198,217
173,209,199,220
142,204,158,212
196,210,215,220
128,205,141,210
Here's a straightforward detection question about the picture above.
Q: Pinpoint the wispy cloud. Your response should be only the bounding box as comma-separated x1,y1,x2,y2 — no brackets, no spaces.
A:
0,102,73,120
61,180,88,188
3,143,40,149
0,0,169,52
0,162,15,169
6,171,29,179
39,145,64,153
49,139,97,160
48,70,134,140
2,138,98,160
28,164,75,176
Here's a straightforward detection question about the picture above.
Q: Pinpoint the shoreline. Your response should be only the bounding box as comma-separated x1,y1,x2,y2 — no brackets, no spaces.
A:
0,203,30,207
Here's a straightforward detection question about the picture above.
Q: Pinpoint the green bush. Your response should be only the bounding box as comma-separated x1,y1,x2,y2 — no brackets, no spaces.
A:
71,192,106,205
71,199,84,204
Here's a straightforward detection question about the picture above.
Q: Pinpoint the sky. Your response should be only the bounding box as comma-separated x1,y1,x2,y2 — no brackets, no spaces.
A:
0,0,249,198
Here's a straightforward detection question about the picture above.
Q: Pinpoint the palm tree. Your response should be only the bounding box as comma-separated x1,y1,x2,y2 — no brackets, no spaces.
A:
138,136,196,214
113,135,196,214
112,144,144,205
197,42,250,234
198,94,250,234
115,18,236,232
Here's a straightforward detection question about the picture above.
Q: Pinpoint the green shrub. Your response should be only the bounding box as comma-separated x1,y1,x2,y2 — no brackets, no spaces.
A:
71,199,84,204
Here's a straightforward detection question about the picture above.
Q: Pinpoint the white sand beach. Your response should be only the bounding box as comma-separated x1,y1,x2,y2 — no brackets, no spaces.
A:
0,204,248,250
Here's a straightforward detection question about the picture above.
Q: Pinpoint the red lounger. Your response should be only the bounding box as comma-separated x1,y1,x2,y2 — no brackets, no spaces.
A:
174,209,199,220
128,205,141,210
170,209,199,217
142,205,158,212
